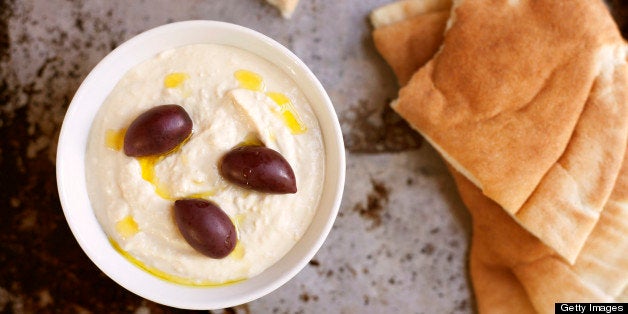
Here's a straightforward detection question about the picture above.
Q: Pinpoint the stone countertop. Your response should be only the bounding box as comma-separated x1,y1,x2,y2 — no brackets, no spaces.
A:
1,1,625,313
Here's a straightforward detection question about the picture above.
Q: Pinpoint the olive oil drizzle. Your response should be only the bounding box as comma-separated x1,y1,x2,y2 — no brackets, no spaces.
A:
234,69,307,134
266,92,307,134
105,128,126,151
109,238,245,287
163,72,189,88
115,215,139,239
234,69,264,91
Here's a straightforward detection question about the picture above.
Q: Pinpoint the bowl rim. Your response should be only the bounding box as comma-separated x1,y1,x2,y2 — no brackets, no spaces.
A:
56,20,345,310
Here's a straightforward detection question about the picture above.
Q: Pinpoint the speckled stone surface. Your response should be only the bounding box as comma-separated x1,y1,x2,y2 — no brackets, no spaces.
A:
1,1,625,313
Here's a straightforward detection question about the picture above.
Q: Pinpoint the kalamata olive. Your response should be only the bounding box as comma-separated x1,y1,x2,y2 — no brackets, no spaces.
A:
123,104,192,157
173,199,237,259
220,145,297,194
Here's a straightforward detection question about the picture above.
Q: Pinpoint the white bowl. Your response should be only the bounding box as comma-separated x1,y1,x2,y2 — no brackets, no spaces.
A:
56,20,345,310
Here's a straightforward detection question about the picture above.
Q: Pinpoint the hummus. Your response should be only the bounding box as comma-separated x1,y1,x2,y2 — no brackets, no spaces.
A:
85,44,325,284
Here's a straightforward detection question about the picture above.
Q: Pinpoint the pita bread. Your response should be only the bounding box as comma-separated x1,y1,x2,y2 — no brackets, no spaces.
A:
373,11,449,86
265,0,299,19
468,261,536,313
372,0,628,262
369,0,452,29
370,1,628,311
394,0,623,214
514,53,628,262
371,0,452,85
454,144,628,312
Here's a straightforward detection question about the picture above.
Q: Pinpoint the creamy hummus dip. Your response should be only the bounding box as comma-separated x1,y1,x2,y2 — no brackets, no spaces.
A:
85,44,325,284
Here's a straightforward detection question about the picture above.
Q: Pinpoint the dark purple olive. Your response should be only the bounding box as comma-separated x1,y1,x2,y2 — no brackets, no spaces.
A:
123,104,192,157
173,199,237,259
220,145,297,194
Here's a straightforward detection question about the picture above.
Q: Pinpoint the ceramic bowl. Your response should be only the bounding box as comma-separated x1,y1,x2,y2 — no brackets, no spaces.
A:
56,20,345,310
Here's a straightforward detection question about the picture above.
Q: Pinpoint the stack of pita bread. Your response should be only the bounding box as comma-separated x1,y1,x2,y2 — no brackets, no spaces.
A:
370,0,628,312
